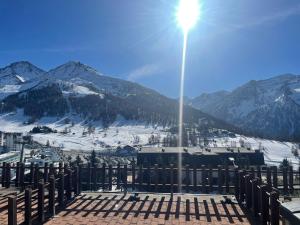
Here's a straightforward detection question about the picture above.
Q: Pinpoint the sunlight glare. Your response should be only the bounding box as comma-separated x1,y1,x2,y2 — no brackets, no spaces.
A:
176,0,200,32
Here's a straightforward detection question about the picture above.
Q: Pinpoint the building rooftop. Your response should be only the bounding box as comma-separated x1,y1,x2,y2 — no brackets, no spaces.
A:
0,151,20,161
138,147,258,155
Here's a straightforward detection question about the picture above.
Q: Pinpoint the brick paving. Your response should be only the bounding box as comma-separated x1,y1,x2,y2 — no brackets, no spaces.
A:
44,193,252,225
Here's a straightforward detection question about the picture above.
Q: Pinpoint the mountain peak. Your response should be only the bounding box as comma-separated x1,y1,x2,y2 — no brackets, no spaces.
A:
1,61,45,73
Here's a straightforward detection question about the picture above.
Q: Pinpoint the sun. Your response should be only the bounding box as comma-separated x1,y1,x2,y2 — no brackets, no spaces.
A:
176,0,200,33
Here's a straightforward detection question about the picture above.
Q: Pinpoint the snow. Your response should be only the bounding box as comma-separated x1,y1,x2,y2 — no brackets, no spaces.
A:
0,111,168,151
294,88,300,93
208,135,299,166
0,110,298,166
15,75,25,83
62,84,104,98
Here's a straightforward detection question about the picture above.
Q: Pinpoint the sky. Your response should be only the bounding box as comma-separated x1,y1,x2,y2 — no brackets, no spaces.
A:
1,0,300,98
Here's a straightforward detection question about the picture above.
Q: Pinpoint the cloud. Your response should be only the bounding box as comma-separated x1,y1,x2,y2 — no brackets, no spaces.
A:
127,63,163,81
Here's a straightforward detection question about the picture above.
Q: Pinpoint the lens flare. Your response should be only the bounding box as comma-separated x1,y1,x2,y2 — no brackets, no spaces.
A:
176,0,200,193
176,0,200,32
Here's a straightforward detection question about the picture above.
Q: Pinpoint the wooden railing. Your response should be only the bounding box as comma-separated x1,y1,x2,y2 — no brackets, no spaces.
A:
1,162,300,225
3,164,79,225
1,162,300,194
236,170,300,225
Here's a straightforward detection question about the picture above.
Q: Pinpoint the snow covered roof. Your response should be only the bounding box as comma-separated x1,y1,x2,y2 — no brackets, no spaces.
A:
139,147,257,155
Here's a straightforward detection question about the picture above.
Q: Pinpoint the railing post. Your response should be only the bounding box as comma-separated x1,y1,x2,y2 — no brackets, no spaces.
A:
5,163,11,188
170,164,174,195
38,182,45,223
257,165,261,180
93,164,97,191
58,172,64,207
260,185,269,225
193,165,197,192
20,163,25,191
162,164,166,191
252,178,259,217
234,168,239,198
1,162,6,187
218,165,223,194
102,163,106,191
117,163,121,190
108,165,112,191
283,167,288,194
225,165,229,193
15,162,20,187
138,164,143,191
289,166,294,194
25,188,32,225
59,162,63,174
266,166,272,187
29,163,34,186
146,164,150,190
239,171,245,202
34,164,39,189
74,166,80,195
131,162,136,191
245,175,252,208
8,196,17,225
49,176,55,217
185,164,190,193
78,165,82,194
272,166,278,188
87,163,91,191
208,166,213,193
154,164,158,192
201,165,206,193
44,162,49,183
66,169,72,200
270,191,279,225
124,164,128,191
49,163,54,177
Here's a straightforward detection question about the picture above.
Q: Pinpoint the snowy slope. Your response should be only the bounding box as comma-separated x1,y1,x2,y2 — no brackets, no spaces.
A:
46,61,156,97
0,111,298,166
0,111,168,150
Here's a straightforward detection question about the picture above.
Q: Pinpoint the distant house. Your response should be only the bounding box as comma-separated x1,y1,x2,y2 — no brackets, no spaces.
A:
137,147,264,168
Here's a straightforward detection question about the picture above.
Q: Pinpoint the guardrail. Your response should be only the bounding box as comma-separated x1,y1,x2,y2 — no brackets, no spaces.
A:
236,170,300,225
5,165,79,225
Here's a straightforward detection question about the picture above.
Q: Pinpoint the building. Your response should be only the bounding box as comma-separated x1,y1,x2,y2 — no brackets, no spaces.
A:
0,131,4,147
0,151,20,164
5,132,23,152
137,147,265,167
0,131,30,152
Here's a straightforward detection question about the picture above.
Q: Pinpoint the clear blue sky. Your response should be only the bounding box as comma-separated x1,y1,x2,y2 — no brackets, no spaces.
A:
1,0,300,98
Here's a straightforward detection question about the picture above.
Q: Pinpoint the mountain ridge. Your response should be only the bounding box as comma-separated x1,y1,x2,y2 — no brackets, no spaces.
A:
0,61,238,134
189,73,300,141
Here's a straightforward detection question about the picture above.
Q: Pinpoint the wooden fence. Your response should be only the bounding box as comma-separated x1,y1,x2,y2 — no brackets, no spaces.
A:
236,169,300,225
1,162,300,225
2,163,79,225
1,162,300,194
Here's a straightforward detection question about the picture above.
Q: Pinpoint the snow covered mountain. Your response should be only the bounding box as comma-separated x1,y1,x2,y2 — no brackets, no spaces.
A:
0,61,235,132
0,61,45,99
189,74,300,141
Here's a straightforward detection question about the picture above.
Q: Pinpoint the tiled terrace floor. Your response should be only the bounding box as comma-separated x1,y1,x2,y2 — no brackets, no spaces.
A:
0,189,256,225
44,193,253,225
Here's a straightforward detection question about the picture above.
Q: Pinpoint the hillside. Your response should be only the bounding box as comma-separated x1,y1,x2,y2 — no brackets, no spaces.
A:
0,61,236,132
189,74,300,141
